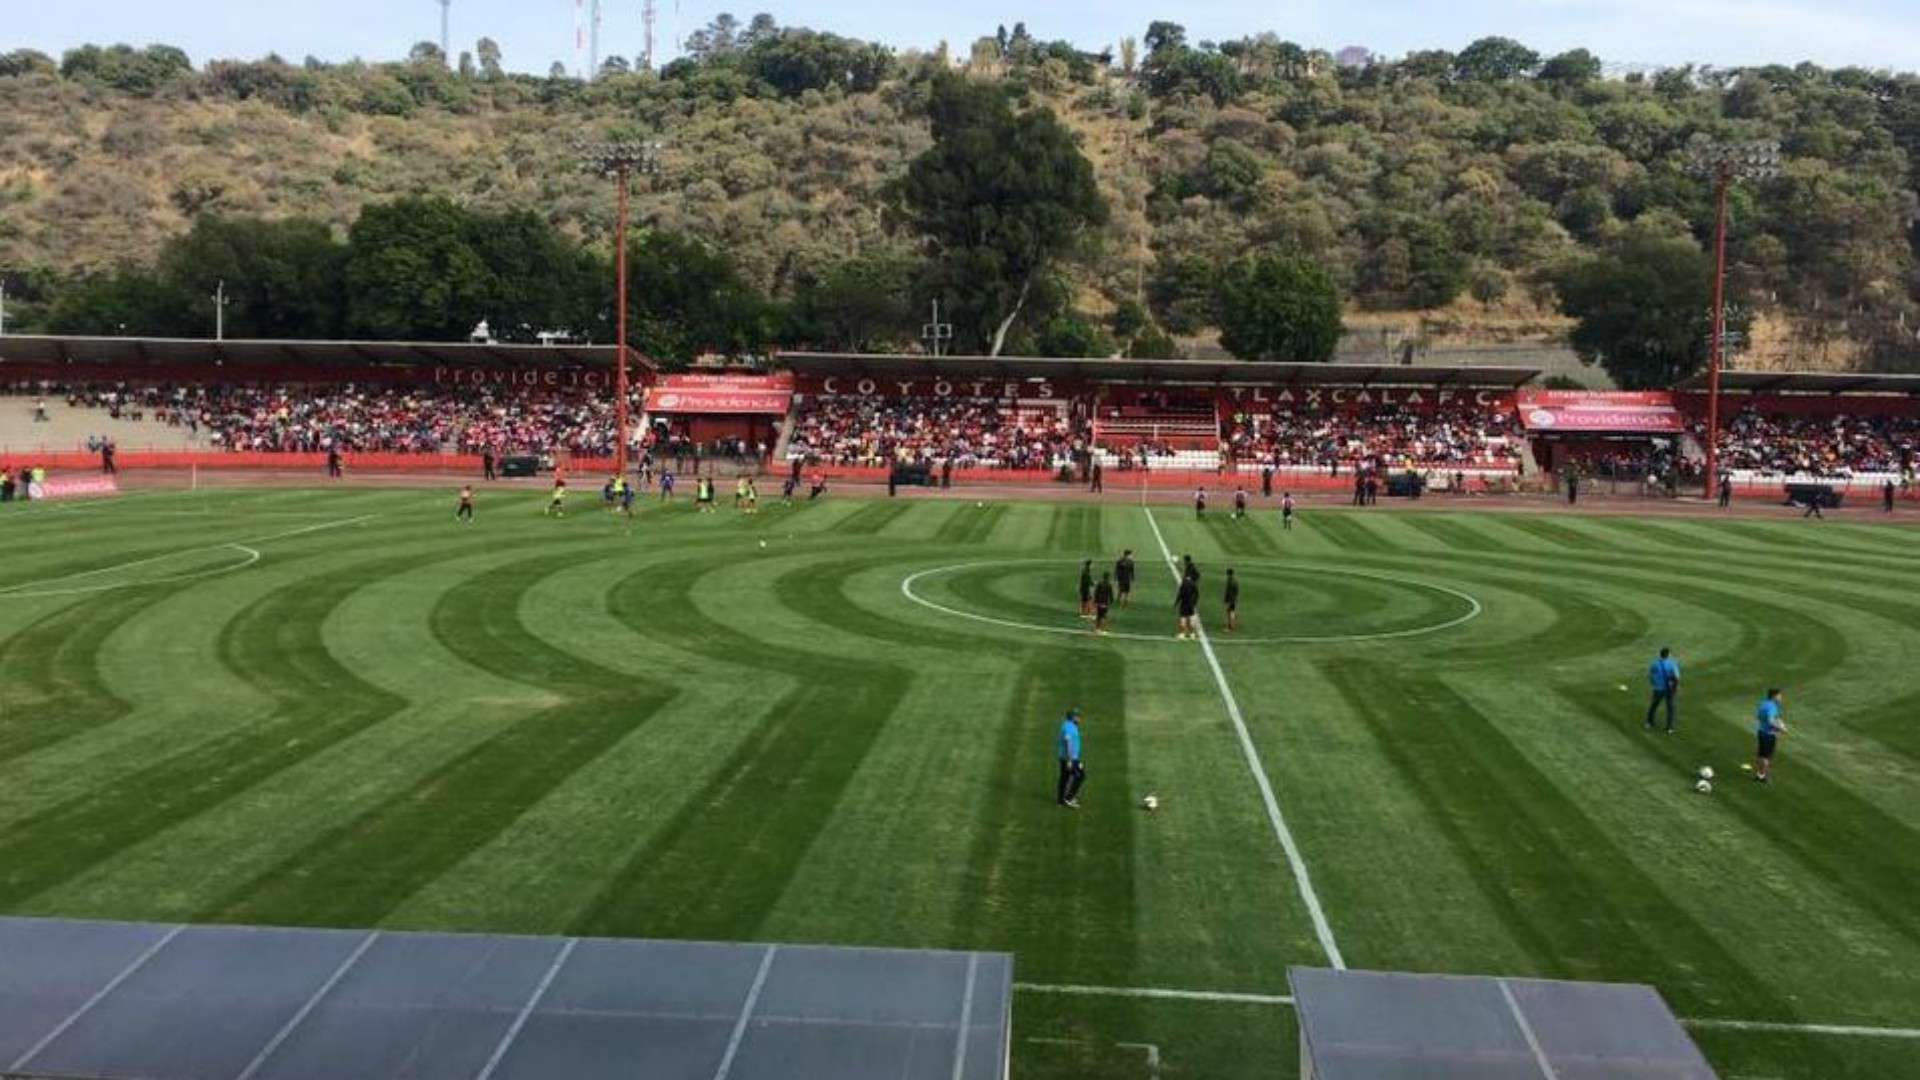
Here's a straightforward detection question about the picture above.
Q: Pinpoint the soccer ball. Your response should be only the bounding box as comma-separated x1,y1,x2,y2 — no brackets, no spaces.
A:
1696,765,1714,781
1695,779,1713,795
1141,794,1159,811
758,540,767,548
1617,684,1630,692
976,501,985,508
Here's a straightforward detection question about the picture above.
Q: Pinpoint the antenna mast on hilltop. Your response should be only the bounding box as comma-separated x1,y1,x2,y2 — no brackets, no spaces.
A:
589,0,604,77
641,0,657,71
435,0,451,64
573,0,585,76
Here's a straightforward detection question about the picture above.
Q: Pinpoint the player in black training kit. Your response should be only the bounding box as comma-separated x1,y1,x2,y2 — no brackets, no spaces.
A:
1078,560,1095,620
1175,572,1200,640
1223,568,1240,632
1114,550,1135,606
1093,573,1115,634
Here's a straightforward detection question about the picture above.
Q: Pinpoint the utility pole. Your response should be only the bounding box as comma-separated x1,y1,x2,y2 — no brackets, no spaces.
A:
1684,137,1780,500
0,280,8,337
213,280,227,341
435,0,451,65
578,139,663,474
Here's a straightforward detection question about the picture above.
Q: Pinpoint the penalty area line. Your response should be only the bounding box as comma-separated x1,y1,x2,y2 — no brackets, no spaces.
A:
1142,506,1346,970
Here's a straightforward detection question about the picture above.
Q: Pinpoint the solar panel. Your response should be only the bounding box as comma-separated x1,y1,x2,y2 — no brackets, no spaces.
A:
0,917,1011,1080
1289,967,1717,1080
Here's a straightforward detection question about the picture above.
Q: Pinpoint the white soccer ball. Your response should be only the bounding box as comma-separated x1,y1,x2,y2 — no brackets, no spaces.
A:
1141,794,1159,811
1697,766,1714,781
759,540,767,548
1695,779,1713,795
976,501,985,508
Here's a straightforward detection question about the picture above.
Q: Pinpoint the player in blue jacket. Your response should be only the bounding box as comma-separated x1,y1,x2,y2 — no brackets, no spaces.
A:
1056,710,1085,808
1644,647,1681,733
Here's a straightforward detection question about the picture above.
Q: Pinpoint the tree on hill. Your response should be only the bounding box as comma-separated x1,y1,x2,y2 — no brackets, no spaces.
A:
475,38,503,79
892,74,1106,355
1214,252,1343,362
1454,36,1540,82
1554,229,1748,389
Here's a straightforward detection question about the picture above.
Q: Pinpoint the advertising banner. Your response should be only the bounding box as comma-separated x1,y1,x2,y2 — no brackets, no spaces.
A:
1517,391,1685,434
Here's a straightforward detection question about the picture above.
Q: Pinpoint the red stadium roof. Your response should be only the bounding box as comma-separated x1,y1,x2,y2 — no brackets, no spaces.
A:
777,351,1540,389
0,335,651,375
1673,369,1920,395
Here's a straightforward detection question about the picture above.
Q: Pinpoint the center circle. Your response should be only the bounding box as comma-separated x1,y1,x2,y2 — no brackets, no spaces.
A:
899,559,1481,645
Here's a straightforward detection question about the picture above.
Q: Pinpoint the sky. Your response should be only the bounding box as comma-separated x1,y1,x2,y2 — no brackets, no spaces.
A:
9,0,1919,76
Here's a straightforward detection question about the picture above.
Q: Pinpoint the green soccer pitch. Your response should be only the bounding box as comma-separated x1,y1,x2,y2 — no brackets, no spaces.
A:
2,487,1917,1078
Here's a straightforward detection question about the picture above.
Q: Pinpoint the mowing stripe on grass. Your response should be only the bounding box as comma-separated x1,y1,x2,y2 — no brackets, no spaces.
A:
1143,507,1344,970
933,502,1009,545
1397,514,1511,553
834,499,917,536
1485,515,1617,552
1305,512,1395,553
950,652,1136,983
576,557,912,939
1321,664,1797,1015
0,552,441,908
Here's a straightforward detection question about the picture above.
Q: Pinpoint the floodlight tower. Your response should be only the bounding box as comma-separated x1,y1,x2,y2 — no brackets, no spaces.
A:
578,139,663,474
1685,137,1781,500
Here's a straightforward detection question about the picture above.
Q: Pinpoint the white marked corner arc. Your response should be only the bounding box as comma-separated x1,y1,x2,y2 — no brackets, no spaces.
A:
899,559,1482,646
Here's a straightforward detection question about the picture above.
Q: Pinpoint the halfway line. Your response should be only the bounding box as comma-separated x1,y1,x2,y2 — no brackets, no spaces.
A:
1142,506,1346,970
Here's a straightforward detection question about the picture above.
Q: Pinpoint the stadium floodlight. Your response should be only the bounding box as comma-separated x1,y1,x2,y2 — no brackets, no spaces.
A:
1684,137,1781,500
576,139,663,475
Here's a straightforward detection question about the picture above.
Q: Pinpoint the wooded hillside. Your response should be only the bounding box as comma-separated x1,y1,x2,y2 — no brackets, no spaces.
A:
2,19,1917,373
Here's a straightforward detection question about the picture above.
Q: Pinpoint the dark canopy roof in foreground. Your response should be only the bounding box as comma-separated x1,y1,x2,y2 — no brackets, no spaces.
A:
1675,369,1920,395
0,916,1011,1080
0,334,651,374
778,351,1540,389
1289,967,1716,1080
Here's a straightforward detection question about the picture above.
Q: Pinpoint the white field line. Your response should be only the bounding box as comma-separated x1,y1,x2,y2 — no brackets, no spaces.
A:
1142,506,1346,970
1014,981,1293,1006
899,560,1481,646
1011,981,1920,1041
0,514,374,599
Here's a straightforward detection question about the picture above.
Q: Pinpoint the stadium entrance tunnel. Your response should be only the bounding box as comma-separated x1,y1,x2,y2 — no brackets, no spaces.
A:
900,559,1481,645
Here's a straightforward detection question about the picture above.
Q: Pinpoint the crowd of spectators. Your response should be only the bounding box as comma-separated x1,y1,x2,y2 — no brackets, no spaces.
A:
1707,409,1920,477
786,395,1086,470
26,381,646,457
1225,406,1522,471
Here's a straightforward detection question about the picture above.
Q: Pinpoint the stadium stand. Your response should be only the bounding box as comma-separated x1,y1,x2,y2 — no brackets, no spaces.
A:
1703,408,1919,478
785,394,1085,469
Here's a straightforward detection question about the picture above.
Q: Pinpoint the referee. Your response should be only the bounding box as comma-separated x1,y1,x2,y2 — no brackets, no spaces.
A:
1056,709,1085,808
